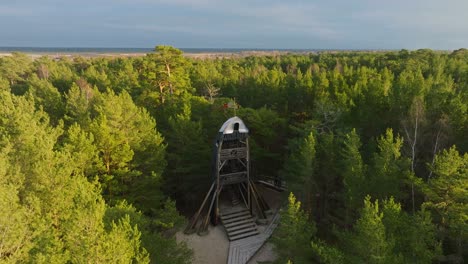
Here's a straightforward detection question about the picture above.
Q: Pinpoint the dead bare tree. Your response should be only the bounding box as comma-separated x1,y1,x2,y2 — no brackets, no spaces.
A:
401,96,426,213
402,97,426,173
204,82,220,103
313,101,341,134
427,115,450,180
76,78,94,102
37,64,50,80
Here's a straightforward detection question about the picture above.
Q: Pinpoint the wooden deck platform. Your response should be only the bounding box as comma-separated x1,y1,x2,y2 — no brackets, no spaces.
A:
227,210,280,264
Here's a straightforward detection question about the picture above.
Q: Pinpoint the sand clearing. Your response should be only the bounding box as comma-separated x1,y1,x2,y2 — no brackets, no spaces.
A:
176,225,278,264
176,225,230,264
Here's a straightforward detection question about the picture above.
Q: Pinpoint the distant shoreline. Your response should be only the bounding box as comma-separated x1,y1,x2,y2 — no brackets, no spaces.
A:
0,47,451,60
0,51,313,59
0,48,397,60
0,50,313,60
0,47,392,53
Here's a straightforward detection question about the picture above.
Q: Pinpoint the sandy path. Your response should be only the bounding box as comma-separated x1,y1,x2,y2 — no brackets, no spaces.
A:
176,225,229,264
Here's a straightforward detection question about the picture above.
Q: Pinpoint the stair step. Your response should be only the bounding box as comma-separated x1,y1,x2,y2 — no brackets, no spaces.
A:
228,226,257,237
222,215,251,224
221,208,249,217
221,207,248,215
221,211,249,220
229,230,260,241
221,207,259,241
226,222,256,232
224,218,254,228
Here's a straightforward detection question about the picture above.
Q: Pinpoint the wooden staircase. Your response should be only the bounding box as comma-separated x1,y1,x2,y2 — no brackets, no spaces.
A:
227,209,280,264
228,187,241,206
220,208,259,241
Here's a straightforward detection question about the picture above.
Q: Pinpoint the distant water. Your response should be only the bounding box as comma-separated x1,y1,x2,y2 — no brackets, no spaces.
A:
0,47,347,54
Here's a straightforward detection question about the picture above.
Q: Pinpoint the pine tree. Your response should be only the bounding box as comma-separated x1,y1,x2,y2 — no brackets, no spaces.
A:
341,196,399,264
420,146,467,261
272,193,316,264
0,90,151,263
89,90,166,207
163,97,210,207
381,197,441,263
0,149,31,262
238,107,287,180
105,200,192,264
340,129,366,224
310,239,344,264
64,82,95,128
0,52,33,86
61,123,101,177
149,45,191,103
282,132,316,212
26,75,65,125
369,128,411,201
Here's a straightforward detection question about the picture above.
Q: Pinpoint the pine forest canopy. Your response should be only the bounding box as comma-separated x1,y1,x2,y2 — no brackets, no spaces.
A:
0,46,467,263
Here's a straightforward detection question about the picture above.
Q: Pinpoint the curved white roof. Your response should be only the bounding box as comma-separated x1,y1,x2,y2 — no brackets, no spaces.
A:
218,116,249,134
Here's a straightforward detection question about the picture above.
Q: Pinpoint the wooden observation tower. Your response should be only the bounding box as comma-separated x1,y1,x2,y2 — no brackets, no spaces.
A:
184,116,270,240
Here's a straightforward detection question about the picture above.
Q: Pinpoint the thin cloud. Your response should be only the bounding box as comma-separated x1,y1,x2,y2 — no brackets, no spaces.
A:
163,1,338,39
0,0,467,48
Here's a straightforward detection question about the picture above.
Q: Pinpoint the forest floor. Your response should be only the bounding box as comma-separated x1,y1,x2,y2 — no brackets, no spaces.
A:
176,225,229,264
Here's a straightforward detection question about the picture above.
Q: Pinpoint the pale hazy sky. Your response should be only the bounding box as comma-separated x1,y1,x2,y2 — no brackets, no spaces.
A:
1,0,467,49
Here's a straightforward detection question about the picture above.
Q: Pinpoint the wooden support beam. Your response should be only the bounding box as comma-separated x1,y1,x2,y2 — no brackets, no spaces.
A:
249,182,267,219
251,181,270,212
215,185,223,224
198,186,218,235
238,184,248,209
184,182,215,234
236,158,247,168
246,139,251,214
218,159,227,171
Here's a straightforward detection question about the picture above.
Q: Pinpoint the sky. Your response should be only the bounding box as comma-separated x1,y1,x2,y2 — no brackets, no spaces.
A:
1,0,467,49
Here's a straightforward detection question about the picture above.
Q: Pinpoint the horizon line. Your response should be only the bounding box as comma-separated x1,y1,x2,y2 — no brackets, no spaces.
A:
0,46,456,52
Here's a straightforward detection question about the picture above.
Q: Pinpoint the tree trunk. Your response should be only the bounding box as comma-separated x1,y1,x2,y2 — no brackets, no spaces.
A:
166,63,173,95
158,82,165,103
